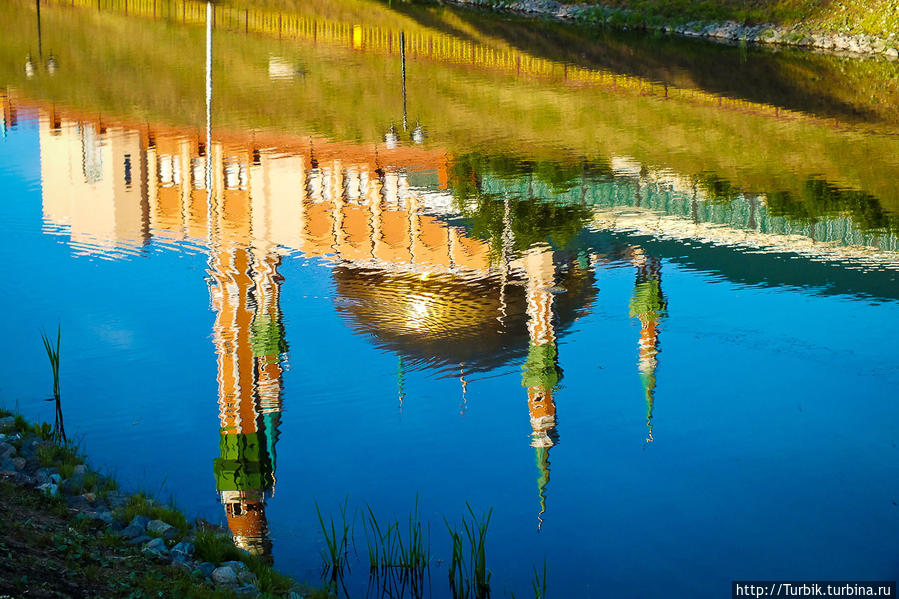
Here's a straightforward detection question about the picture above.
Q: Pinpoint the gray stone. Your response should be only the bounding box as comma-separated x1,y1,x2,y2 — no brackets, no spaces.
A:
37,482,58,497
142,537,170,558
211,566,239,586
92,511,114,525
147,519,178,541
886,48,899,59
120,524,145,539
59,475,84,495
171,557,193,572
129,515,150,531
235,584,258,596
198,562,217,578
72,464,87,476
222,560,248,573
0,459,16,472
34,467,56,485
12,457,25,471
0,442,16,459
171,541,195,560
127,534,152,545
48,473,62,485
65,495,91,510
237,569,258,586
105,490,129,509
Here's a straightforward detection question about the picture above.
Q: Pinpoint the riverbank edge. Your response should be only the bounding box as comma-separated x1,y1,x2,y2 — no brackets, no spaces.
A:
0,409,327,599
442,0,899,60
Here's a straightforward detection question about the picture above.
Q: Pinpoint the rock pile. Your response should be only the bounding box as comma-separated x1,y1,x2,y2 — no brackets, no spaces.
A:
0,416,305,598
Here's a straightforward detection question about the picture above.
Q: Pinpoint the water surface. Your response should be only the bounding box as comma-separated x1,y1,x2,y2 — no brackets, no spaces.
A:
1,0,898,597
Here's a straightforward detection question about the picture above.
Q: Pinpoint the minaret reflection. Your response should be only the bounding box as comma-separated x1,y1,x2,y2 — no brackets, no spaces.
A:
520,245,562,529
209,245,286,559
628,248,666,444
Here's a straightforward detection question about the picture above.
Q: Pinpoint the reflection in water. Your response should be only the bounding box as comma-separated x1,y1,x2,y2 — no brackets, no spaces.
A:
210,246,285,558
1,0,898,594
521,246,561,529
23,95,899,541
629,250,667,444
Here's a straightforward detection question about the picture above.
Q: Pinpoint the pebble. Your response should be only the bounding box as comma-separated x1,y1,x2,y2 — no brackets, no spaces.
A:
37,482,59,497
171,541,195,560
147,519,178,540
198,562,217,578
72,464,87,475
0,442,16,459
127,534,152,545
222,560,248,573
65,495,92,510
211,566,239,586
33,468,53,485
120,523,145,539
129,515,150,531
59,476,84,495
237,569,258,586
91,510,114,525
142,537,169,557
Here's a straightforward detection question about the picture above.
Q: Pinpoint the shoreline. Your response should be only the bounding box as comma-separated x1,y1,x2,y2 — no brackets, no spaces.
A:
443,0,899,60
0,410,323,599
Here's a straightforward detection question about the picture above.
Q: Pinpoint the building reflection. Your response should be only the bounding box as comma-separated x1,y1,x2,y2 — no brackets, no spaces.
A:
629,249,667,444
209,245,286,557
28,99,666,548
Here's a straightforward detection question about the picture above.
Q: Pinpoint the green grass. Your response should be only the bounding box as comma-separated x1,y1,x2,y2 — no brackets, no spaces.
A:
14,414,29,433
114,492,189,535
40,326,66,445
194,528,247,564
192,528,296,595
568,0,899,38
36,442,83,469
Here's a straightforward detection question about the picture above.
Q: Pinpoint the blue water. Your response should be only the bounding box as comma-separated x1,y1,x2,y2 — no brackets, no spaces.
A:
2,1,899,597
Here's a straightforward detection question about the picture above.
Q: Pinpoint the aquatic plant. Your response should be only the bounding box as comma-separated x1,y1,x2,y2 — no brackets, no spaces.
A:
532,559,547,599
446,503,493,599
40,326,65,444
315,497,352,591
362,495,431,598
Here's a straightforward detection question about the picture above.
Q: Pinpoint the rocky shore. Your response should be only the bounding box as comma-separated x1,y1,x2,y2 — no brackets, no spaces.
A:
447,0,899,60
0,413,321,598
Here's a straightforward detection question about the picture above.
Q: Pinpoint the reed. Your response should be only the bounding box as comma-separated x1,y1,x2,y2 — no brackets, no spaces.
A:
445,518,466,598
315,497,351,590
362,495,431,598
446,503,493,599
532,559,547,599
40,326,65,444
